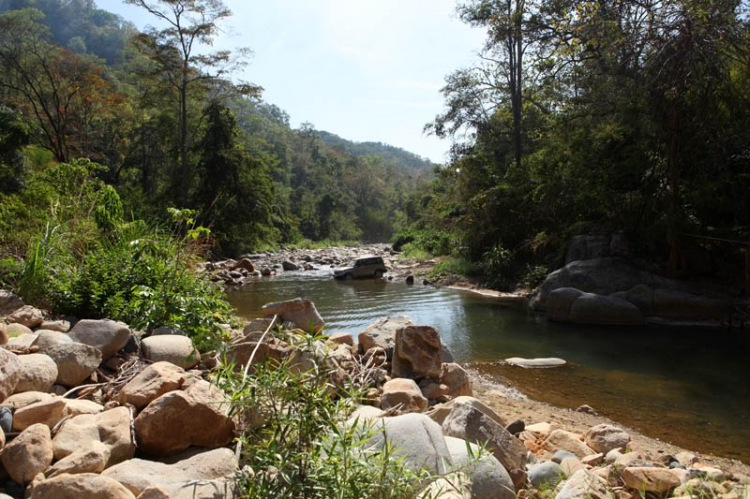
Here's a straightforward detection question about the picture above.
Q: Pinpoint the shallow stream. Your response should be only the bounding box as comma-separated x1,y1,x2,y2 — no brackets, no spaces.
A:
226,270,750,462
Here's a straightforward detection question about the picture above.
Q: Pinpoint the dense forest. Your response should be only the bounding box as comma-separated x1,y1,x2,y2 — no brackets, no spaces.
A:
396,0,750,290
0,0,428,261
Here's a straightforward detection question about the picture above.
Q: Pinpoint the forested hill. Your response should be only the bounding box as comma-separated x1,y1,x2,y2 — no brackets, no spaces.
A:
315,130,434,173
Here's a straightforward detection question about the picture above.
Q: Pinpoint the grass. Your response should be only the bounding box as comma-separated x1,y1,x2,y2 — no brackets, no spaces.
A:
428,257,483,280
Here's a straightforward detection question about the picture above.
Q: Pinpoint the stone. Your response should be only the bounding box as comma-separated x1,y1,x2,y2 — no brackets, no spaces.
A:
544,430,595,458
0,323,6,345
40,320,71,333
31,330,74,351
53,406,136,466
392,325,442,379
31,473,136,499
421,382,450,399
652,289,731,321
526,422,557,438
0,289,24,315
62,398,104,418
44,342,102,387
6,322,32,338
7,332,37,348
327,332,354,346
560,456,584,477
585,424,630,454
505,419,525,435
281,260,299,271
12,397,66,430
103,447,238,498
529,461,565,488
1,423,54,484
605,448,623,464
442,401,526,474
555,469,612,499
546,288,585,322
141,335,199,369
261,297,325,333
552,450,577,464
13,354,58,393
68,319,132,359
582,453,604,466
117,361,185,410
568,292,644,325
358,315,414,358
134,379,235,456
136,487,170,499
346,405,385,426
46,440,111,477
0,348,21,403
576,404,597,415
1,391,53,410
674,451,697,467
0,406,11,433
621,467,681,493
505,357,567,368
6,305,44,328
366,413,451,474
226,330,291,371
232,258,255,272
242,318,275,334
381,378,428,413
440,363,472,397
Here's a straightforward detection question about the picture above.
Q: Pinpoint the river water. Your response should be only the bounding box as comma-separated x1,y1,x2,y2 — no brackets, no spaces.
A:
225,270,750,462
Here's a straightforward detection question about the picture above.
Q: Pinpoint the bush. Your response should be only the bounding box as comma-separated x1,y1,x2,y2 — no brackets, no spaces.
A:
429,257,483,279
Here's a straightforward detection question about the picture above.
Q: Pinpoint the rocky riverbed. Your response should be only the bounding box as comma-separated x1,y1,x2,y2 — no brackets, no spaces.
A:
1,287,748,498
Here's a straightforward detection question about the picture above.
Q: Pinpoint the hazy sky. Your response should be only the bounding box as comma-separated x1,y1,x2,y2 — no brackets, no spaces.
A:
97,1,486,163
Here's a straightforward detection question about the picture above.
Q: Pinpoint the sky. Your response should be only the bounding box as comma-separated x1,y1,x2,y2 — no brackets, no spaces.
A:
97,1,487,163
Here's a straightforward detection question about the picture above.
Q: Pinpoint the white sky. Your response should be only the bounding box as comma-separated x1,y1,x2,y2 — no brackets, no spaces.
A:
96,1,487,163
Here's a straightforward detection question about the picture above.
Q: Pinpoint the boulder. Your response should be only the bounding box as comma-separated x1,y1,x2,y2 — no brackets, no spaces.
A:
13,354,58,393
560,456,584,477
544,430,595,458
381,378,428,413
63,398,104,418
103,448,239,498
366,413,451,474
40,320,71,333
136,487,170,499
261,298,325,333
584,424,630,454
0,348,21,403
1,423,54,484
13,397,66,431
0,406,11,433
117,362,185,410
621,467,681,493
44,342,102,387
546,288,585,322
281,260,299,271
134,379,235,456
141,335,199,369
528,461,565,488
1,391,53,410
555,469,612,499
6,322,32,338
6,304,44,328
568,292,644,325
31,473,136,499
428,397,507,428
358,315,414,358
444,436,515,499
7,332,37,348
327,332,354,346
46,440,111,477
442,401,526,474
0,289,24,315
32,330,74,351
68,319,131,359
346,405,385,426
392,325,442,379
225,331,291,370
242,318,275,335
53,406,136,466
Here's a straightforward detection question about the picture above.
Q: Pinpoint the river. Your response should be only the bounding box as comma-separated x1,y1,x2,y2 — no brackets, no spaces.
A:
225,270,750,463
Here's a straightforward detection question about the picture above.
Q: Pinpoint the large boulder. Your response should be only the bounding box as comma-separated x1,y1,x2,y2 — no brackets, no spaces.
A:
44,342,102,387
445,436,515,499
225,331,291,370
63,398,104,418
52,406,136,466
103,448,239,498
40,320,71,333
381,378,428,413
6,304,45,328
141,335,199,369
358,315,414,358
14,353,58,393
548,288,644,326
134,379,235,456
584,424,630,454
442,401,526,474
31,473,136,499
0,348,21,403
440,363,472,397
1,423,54,484
1,391,53,410
392,325,443,379
46,440,111,477
366,413,451,474
68,319,131,360
12,397,66,430
117,362,185,410
261,298,325,333
31,330,75,351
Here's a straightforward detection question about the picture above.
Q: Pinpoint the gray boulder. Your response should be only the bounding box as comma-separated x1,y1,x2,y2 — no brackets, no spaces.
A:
44,342,102,387
445,436,515,499
68,319,131,360
529,461,565,488
547,288,644,325
141,335,199,369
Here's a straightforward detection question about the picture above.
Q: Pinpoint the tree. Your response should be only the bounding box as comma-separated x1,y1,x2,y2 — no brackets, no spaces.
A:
0,104,30,193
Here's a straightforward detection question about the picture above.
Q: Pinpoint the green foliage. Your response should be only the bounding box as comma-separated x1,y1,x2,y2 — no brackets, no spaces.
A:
428,257,483,280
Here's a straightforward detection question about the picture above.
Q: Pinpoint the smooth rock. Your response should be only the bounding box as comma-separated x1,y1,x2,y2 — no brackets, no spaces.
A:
117,362,185,410
392,325,442,379
560,456,584,477
261,297,325,333
621,467,681,493
13,354,58,393
555,469,612,499
442,401,526,474
544,430,595,459
53,406,135,466
0,406,11,433
526,422,557,438
1,391,53,410
7,332,37,348
552,450,577,464
5,322,32,338
381,378,428,413
358,315,414,358
0,349,21,403
441,363,473,397
546,287,585,322
6,305,44,328
346,405,385,427
68,319,131,359
585,424,630,454
62,398,104,418
529,461,565,488
136,487,170,499
582,453,604,466
46,440,111,477
39,320,70,333
44,342,102,387
31,330,74,351
568,292,644,325
134,380,235,456
675,451,697,467
13,397,66,431
505,357,567,368
1,423,53,484
103,447,239,498
141,335,199,369
31,473,136,499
